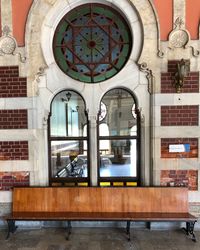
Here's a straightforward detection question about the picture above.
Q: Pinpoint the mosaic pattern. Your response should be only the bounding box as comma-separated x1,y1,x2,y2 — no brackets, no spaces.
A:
53,3,132,83
0,171,29,190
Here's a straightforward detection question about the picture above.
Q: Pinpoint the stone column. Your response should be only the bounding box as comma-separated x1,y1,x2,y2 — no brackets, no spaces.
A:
0,0,13,34
89,115,98,186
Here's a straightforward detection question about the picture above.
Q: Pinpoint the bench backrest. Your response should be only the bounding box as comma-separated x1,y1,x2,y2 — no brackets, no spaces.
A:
12,187,189,213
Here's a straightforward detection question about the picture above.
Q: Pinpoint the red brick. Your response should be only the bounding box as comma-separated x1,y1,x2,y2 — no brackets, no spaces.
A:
0,66,27,97
160,170,198,191
161,106,198,126
0,171,29,190
161,138,198,158
0,110,28,129
0,141,29,160
161,61,199,93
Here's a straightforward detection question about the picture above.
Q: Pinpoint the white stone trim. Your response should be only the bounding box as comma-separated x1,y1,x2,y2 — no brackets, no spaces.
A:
0,0,13,35
155,93,200,106
0,161,32,172
173,0,185,27
0,191,12,203
0,97,33,109
0,130,35,140
155,127,200,138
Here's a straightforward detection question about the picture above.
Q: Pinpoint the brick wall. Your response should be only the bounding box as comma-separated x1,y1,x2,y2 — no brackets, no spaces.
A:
0,141,28,160
0,66,27,97
161,60,199,93
0,172,29,190
161,105,199,126
160,170,198,190
0,110,28,129
161,138,198,158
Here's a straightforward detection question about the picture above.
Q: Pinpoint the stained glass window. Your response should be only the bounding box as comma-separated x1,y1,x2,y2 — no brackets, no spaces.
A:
53,3,132,83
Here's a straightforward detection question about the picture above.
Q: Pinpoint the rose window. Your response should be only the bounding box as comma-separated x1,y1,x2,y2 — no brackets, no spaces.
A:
53,3,132,83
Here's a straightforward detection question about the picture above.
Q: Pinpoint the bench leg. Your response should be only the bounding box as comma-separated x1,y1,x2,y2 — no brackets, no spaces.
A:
183,221,197,242
6,220,17,240
146,222,151,230
66,221,72,240
126,221,131,241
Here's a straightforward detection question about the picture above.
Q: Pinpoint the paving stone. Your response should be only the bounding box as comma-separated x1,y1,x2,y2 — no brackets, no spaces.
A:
0,228,199,250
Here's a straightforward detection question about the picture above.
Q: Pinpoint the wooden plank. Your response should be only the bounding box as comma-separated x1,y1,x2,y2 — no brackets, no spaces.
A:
12,187,189,213
9,211,196,221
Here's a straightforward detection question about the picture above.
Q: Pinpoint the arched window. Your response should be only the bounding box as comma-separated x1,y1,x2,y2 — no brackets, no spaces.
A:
97,88,140,186
48,90,90,186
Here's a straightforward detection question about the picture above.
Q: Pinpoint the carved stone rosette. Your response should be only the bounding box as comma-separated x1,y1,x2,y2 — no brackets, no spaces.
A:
169,18,190,49
0,26,17,55
168,18,199,57
0,25,26,62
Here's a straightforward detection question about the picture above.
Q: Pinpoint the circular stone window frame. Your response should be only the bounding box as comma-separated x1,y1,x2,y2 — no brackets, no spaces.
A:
52,3,133,83
41,0,143,83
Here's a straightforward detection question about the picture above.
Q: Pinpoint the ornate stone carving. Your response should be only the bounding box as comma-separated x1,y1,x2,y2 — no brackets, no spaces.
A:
138,62,154,94
169,18,189,49
35,66,47,83
33,66,48,96
0,26,16,55
0,25,26,62
168,18,199,57
43,110,50,129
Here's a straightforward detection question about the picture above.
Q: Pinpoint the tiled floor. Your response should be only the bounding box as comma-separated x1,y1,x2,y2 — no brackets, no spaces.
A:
0,227,200,250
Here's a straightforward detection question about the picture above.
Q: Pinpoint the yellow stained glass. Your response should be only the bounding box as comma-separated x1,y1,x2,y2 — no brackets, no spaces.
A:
113,182,124,186
126,182,137,186
78,182,88,187
100,182,111,186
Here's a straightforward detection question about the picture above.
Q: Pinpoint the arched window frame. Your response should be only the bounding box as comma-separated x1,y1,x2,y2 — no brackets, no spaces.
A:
48,90,90,186
97,88,141,186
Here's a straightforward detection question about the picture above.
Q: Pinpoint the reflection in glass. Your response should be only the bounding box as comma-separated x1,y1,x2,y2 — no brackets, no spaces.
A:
49,90,89,183
98,88,139,181
99,89,137,136
51,140,88,178
50,91,87,137
99,139,137,177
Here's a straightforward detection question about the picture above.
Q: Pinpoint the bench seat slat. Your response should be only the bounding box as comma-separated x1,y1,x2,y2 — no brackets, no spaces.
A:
7,212,196,221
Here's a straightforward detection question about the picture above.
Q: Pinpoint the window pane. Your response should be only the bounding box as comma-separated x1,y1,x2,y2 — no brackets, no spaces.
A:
99,139,137,177
99,89,137,136
51,140,88,178
50,91,87,137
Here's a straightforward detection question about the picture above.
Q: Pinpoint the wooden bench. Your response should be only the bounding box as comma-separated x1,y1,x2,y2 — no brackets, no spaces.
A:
6,187,197,241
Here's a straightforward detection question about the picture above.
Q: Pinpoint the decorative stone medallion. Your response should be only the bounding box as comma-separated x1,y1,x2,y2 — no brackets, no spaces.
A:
169,17,190,49
169,29,189,48
0,26,17,55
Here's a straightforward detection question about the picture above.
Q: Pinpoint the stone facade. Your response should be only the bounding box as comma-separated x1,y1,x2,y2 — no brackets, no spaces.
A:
0,0,199,221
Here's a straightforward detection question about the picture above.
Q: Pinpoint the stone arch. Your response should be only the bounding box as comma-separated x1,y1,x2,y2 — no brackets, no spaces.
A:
24,0,160,185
